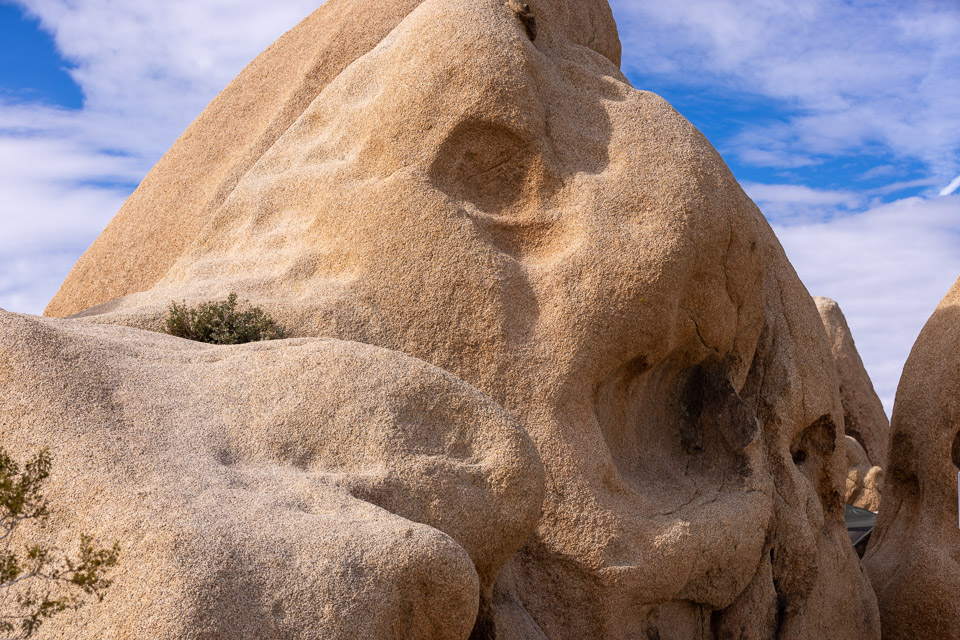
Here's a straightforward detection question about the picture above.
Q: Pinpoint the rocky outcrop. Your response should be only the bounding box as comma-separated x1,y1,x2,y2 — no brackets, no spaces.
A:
815,297,890,468
10,0,882,637
845,436,883,511
1,309,543,639
863,277,960,640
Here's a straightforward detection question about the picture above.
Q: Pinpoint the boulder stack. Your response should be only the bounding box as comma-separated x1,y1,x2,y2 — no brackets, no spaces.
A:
845,436,883,512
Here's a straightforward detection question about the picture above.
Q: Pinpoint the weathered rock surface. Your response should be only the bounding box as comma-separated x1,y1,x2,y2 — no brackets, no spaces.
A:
815,297,890,468
15,0,882,637
813,296,888,511
1,309,543,639
43,0,428,318
845,436,883,512
864,277,960,640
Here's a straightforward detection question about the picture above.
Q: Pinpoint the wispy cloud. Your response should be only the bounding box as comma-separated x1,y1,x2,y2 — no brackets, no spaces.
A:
743,182,864,222
0,111,134,313
870,177,942,197
610,0,960,182
0,0,323,314
940,175,960,196
12,0,324,157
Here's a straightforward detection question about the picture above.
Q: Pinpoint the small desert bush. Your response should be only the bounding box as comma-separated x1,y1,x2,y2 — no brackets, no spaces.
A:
164,293,286,345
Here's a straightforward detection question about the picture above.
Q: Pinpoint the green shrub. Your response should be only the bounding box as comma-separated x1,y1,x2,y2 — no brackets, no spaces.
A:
164,293,286,344
1,447,119,640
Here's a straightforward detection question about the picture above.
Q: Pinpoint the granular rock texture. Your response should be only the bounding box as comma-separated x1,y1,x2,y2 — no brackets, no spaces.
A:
21,0,883,637
815,297,890,468
43,0,427,318
1,309,543,639
844,436,883,512
814,296,888,511
864,277,960,640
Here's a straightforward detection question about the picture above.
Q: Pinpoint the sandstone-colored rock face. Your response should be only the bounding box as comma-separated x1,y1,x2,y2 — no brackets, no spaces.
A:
1,309,543,639
814,297,890,468
20,0,881,637
864,277,960,640
845,436,883,512
43,0,428,318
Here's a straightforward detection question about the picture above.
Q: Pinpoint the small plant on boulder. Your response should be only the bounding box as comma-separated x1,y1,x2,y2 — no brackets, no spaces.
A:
164,293,286,344
1,447,119,640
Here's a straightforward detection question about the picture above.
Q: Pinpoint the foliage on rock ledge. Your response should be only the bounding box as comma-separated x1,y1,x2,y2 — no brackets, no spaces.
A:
164,293,286,344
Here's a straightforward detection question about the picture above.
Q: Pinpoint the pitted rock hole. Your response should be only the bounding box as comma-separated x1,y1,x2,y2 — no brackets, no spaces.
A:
790,415,836,467
952,429,960,470
507,0,538,41
791,415,841,511
430,119,537,214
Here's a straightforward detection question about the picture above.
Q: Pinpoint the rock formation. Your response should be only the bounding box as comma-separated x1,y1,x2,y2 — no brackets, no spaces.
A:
815,296,890,468
845,436,883,512
864,277,960,639
814,297,889,510
8,0,881,637
1,309,543,639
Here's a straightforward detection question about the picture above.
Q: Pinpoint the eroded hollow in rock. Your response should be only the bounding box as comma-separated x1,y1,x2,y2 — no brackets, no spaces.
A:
595,356,760,512
430,119,539,214
790,415,837,465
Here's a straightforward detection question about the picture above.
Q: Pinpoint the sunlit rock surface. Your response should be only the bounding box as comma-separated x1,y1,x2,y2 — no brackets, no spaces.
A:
8,0,884,637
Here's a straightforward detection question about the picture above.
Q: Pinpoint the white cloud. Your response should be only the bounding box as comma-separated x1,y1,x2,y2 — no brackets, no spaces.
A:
742,179,951,223
0,0,325,314
0,123,132,314
743,182,864,222
870,177,942,196
859,165,900,181
16,0,323,158
609,0,960,182
773,194,960,415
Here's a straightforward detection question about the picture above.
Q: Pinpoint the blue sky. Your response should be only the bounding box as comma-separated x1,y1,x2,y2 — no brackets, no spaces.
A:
1,0,959,414
0,3,80,108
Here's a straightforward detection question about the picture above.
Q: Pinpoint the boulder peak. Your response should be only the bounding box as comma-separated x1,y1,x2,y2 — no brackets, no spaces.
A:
815,296,890,467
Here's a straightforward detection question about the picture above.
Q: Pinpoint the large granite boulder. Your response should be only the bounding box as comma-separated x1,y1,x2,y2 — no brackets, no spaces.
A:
814,297,890,468
13,0,879,637
864,277,960,639
1,309,543,639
